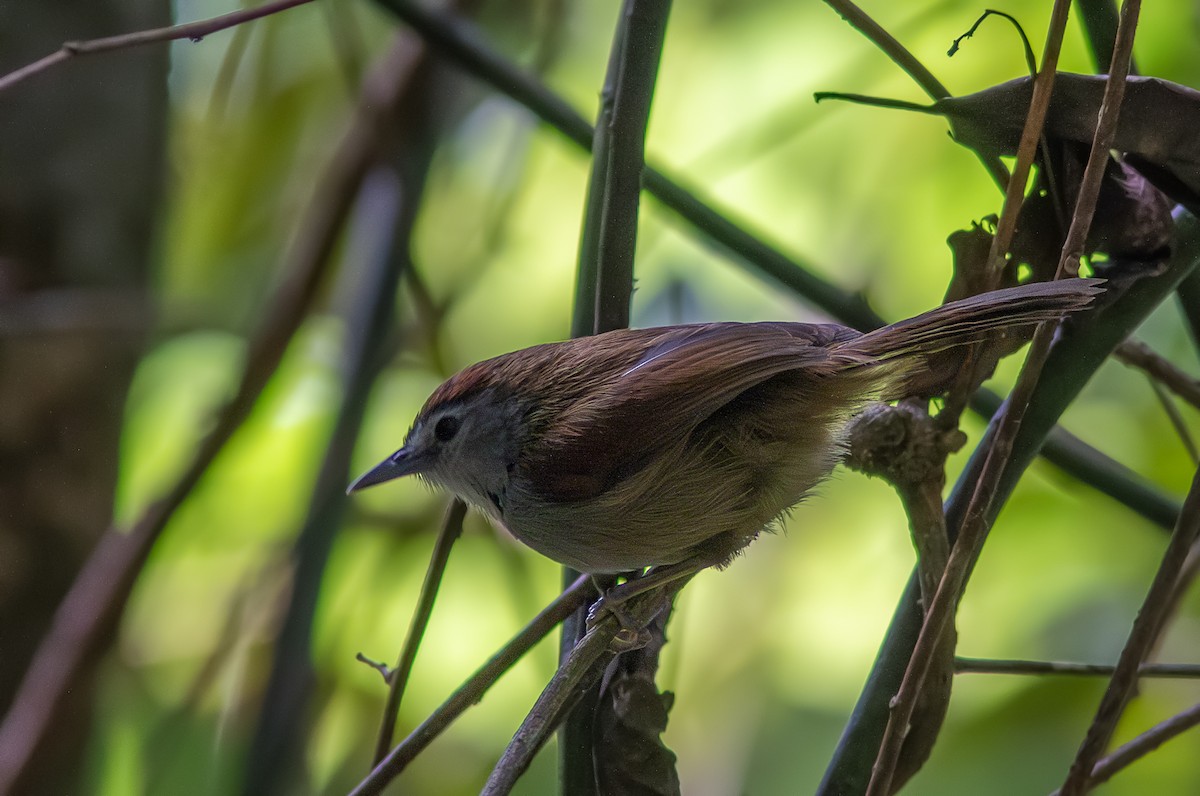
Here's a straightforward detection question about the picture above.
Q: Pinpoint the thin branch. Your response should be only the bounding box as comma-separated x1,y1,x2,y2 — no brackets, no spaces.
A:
980,2,1073,283
969,388,1181,530
867,2,1139,791
955,658,1200,679
0,0,316,93
1147,380,1199,464
348,576,595,796
244,161,424,791
1115,339,1200,411
485,581,688,796
821,0,948,98
372,500,468,763
1082,701,1200,790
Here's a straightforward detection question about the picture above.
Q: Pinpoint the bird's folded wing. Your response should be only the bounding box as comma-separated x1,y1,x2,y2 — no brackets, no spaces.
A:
527,322,854,502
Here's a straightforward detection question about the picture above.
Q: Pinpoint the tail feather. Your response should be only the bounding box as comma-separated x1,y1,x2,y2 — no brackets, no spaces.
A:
831,278,1103,365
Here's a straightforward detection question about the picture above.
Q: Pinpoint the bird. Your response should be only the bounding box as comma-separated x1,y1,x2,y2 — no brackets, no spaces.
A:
347,279,1101,588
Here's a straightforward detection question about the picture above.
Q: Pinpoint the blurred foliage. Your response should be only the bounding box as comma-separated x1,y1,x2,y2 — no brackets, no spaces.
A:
71,0,1200,793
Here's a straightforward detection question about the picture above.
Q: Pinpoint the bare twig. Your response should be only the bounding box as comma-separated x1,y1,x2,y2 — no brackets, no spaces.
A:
1059,467,1200,793
348,576,595,796
978,0,1071,278
821,0,948,98
1082,701,1200,790
356,653,394,682
372,500,467,762
484,581,687,796
955,658,1200,679
1115,339,1200,410
1147,380,1199,463
0,0,316,93
948,10,1037,75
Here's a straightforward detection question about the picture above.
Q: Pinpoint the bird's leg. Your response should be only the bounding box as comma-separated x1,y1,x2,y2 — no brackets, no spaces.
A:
585,550,723,642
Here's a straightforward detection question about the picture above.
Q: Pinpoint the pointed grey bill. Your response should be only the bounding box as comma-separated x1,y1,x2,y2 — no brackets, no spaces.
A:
346,446,430,494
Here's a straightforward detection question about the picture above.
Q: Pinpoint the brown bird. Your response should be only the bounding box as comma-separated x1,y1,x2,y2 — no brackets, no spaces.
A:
348,279,1100,585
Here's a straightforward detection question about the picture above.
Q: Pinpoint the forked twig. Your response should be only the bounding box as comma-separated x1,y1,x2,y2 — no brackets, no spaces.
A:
1115,339,1200,410
1079,700,1200,791
371,500,468,763
348,576,595,796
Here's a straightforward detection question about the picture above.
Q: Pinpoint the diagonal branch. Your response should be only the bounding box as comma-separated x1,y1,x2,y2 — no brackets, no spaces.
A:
348,576,595,796
371,500,467,763
0,0,316,93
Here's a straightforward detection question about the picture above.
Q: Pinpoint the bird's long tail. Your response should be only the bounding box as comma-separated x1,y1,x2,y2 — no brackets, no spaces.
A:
828,278,1103,395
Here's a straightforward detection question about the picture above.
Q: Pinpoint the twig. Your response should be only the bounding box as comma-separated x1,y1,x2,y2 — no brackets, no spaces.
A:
488,623,618,796
948,10,1037,76
484,581,687,796
356,653,394,682
867,1,1139,791
979,0,1071,277
244,162,423,790
1082,701,1200,790
955,658,1200,679
821,0,948,99
348,576,595,796
1115,339,1200,411
0,0,316,93
1147,380,1199,463
372,500,468,763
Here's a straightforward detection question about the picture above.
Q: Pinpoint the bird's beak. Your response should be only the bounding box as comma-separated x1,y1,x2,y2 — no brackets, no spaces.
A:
346,446,431,494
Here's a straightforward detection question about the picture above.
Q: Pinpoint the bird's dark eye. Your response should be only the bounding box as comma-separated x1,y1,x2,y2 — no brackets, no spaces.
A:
434,415,460,442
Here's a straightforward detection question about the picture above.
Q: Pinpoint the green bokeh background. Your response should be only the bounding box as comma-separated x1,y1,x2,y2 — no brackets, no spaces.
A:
85,0,1200,793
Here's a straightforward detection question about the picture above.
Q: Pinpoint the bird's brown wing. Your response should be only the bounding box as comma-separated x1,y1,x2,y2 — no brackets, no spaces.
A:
526,321,855,502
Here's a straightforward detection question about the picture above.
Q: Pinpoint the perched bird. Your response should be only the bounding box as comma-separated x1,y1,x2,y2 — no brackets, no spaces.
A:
348,279,1100,584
